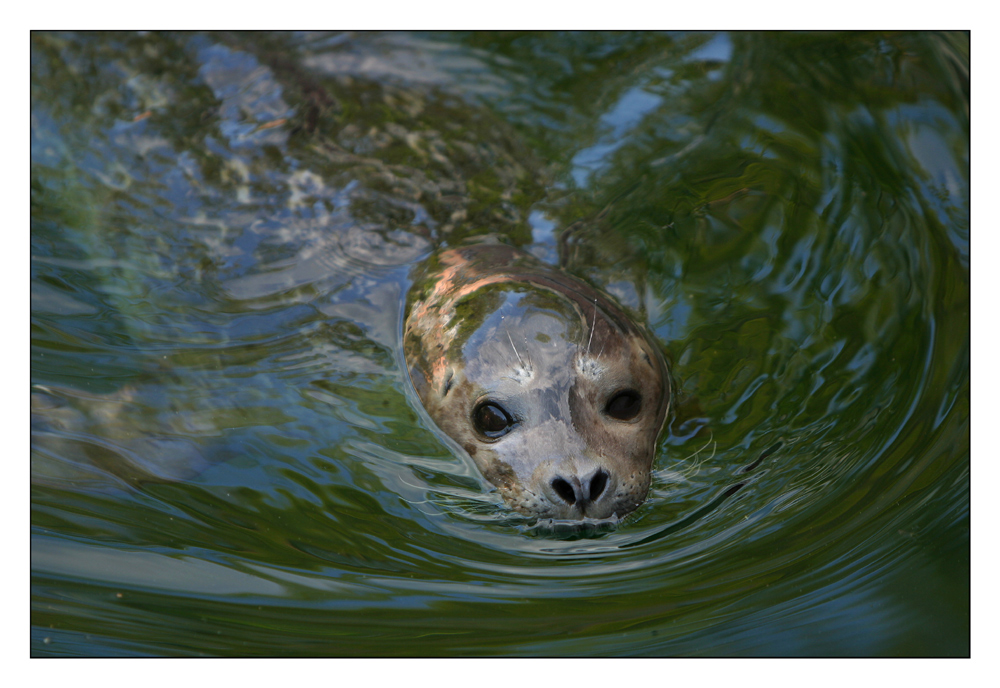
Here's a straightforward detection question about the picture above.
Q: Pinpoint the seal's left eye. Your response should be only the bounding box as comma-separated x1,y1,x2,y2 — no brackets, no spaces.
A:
473,402,514,439
605,390,641,421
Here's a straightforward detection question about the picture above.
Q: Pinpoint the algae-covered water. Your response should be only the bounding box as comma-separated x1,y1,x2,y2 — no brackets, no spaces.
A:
30,31,969,656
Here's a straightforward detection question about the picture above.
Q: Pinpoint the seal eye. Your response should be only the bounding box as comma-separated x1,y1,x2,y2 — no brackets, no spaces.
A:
473,402,514,439
605,390,641,421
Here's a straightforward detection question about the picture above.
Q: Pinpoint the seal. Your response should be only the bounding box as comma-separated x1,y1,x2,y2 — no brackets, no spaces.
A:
404,241,670,521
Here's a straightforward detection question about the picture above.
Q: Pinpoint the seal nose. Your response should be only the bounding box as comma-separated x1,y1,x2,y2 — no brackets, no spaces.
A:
550,467,610,507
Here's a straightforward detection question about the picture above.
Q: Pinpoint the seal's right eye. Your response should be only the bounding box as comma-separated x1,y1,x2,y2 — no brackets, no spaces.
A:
473,402,514,439
605,389,642,421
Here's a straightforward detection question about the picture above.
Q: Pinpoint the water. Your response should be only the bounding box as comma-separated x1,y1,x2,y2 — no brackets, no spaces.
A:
30,31,969,656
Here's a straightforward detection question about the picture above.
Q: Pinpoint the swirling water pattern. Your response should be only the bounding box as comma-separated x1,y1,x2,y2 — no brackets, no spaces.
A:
31,31,968,656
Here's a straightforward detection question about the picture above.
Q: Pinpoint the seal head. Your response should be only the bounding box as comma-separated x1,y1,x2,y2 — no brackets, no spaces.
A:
404,243,670,521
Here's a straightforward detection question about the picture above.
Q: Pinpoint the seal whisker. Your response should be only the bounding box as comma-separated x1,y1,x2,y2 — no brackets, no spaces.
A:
586,298,597,354
501,314,526,369
678,435,716,480
652,433,716,485
506,327,524,368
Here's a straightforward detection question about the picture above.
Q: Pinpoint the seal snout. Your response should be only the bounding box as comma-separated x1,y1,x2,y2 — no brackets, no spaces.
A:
550,468,609,506
545,465,615,517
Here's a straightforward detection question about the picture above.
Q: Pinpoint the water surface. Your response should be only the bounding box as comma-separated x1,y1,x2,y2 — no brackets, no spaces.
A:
30,31,969,656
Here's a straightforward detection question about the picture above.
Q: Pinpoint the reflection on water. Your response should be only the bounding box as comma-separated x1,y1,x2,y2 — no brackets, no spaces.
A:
31,31,968,656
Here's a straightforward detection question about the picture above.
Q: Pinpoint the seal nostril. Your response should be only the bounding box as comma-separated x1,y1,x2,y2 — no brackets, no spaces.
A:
551,477,577,505
589,469,609,502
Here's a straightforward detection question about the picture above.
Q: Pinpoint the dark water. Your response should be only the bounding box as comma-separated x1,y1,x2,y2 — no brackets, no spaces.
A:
30,31,969,656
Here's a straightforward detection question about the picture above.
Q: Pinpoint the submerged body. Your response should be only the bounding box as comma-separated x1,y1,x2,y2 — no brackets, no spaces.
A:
404,242,670,521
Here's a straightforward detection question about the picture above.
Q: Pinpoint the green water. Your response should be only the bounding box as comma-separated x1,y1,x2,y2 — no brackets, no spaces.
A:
30,31,969,656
